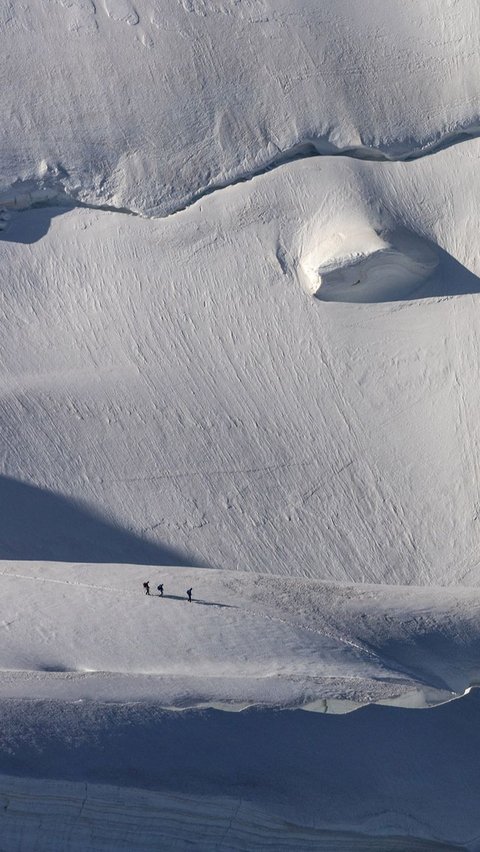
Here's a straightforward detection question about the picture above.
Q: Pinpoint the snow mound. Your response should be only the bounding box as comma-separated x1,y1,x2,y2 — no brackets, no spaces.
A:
299,226,439,303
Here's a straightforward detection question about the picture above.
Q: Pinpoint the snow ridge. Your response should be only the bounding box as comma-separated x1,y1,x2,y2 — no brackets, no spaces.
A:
3,122,480,222
0,562,477,712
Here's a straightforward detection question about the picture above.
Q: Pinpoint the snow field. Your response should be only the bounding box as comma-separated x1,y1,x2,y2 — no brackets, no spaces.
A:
3,144,480,582
0,561,478,709
3,1,480,215
3,1,480,848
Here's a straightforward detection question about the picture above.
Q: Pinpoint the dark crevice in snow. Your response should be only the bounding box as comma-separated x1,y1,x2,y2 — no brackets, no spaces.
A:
170,122,480,215
2,122,480,224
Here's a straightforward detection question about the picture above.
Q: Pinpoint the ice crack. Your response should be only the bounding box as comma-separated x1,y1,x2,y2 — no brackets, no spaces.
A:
2,121,480,224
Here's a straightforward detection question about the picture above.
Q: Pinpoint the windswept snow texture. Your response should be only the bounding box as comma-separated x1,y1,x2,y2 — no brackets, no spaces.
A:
4,1,480,849
2,0,480,214
3,145,480,581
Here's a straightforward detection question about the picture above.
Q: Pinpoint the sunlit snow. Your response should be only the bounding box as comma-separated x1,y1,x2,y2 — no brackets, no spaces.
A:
2,0,480,849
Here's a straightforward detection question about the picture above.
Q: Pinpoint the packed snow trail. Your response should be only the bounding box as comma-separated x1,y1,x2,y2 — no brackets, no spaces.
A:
0,562,478,708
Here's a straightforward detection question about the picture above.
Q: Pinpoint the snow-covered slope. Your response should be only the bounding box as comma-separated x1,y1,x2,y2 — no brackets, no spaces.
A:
3,1,480,849
2,0,480,215
0,561,478,849
1,683,480,850
1,560,479,709
1,773,459,852
3,144,480,582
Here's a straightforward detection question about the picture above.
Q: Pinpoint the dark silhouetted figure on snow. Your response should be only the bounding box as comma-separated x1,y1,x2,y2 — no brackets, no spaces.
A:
158,584,164,597
143,581,150,596
187,587,192,602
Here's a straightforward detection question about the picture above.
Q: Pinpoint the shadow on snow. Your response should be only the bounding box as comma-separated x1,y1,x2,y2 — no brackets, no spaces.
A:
155,594,237,608
0,475,199,567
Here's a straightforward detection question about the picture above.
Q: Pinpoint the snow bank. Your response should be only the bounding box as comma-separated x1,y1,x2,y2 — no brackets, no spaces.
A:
298,225,439,302
0,561,478,710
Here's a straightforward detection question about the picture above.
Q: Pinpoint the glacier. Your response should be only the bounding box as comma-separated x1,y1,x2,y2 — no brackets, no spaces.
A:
2,0,480,848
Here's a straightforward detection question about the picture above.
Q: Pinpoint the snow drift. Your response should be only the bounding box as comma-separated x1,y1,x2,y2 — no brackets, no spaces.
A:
299,226,439,303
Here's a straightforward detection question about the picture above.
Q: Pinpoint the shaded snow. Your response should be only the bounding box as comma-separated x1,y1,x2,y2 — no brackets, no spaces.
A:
0,691,479,849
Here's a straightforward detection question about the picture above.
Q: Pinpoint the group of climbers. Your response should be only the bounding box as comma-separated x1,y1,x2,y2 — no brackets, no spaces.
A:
143,581,192,602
